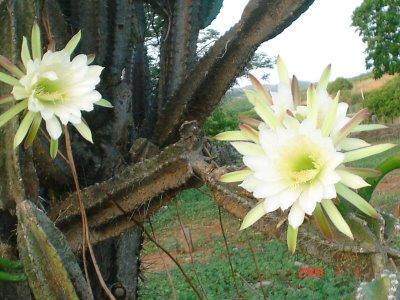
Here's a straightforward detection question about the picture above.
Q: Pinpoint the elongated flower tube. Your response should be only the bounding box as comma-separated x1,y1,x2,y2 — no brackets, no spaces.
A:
0,23,112,157
216,58,396,253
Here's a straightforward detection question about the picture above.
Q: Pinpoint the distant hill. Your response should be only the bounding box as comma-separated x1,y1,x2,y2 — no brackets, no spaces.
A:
224,80,311,101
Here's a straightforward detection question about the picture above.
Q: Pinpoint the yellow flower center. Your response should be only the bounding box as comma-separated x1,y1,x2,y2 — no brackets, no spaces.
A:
34,78,66,103
278,137,324,186
289,153,322,184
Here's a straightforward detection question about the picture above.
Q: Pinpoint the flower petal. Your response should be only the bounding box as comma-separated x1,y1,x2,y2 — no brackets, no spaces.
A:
337,169,370,189
45,116,62,140
351,124,386,132
231,142,265,156
271,187,302,210
288,201,305,228
335,183,378,218
316,64,331,92
321,91,339,136
263,198,281,213
333,108,369,144
0,99,28,127
13,111,36,148
246,90,280,128
287,225,298,254
214,131,249,141
73,121,93,143
31,22,42,60
240,202,265,230
249,73,273,105
95,99,113,108
298,184,322,215
50,138,58,159
313,203,334,239
64,30,81,55
338,138,370,151
291,75,301,106
276,55,290,87
0,72,20,86
0,55,24,78
21,37,31,67
340,167,381,178
12,86,29,100
343,144,396,163
253,180,288,198
24,113,42,149
220,169,253,183
321,199,353,239
322,184,337,199
239,175,264,192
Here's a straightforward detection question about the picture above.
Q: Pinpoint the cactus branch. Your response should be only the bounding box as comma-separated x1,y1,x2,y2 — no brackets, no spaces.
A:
64,126,115,300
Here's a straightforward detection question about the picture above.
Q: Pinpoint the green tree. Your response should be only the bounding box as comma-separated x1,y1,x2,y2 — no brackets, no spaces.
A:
327,77,353,94
364,76,400,121
352,0,400,78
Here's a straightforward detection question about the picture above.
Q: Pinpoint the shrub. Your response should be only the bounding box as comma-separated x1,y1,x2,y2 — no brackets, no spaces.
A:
203,107,238,136
328,77,353,94
340,90,363,106
364,76,400,121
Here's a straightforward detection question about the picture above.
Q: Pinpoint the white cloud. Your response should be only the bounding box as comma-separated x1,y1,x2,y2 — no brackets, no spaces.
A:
208,0,367,85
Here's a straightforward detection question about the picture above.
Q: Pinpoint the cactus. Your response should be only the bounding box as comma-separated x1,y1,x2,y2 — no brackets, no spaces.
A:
17,200,93,300
199,0,224,29
359,154,400,201
355,270,399,300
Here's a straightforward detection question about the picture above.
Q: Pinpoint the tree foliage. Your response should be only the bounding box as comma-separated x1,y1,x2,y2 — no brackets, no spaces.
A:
327,77,353,94
352,0,400,78
364,76,400,120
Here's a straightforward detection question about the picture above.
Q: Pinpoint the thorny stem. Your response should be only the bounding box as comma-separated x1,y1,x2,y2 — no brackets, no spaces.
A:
218,206,241,298
64,126,116,300
148,219,178,300
175,201,208,299
109,199,203,300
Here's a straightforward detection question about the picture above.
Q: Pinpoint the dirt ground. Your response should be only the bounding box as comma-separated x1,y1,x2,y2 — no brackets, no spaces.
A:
351,74,394,94
142,221,226,272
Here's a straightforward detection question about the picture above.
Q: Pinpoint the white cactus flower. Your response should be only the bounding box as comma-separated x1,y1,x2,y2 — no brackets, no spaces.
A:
215,57,395,252
239,119,344,229
11,50,103,140
0,23,112,158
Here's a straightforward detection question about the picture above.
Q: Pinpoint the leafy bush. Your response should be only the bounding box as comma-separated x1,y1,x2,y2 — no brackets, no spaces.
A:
340,90,363,106
203,108,238,136
364,76,400,121
328,77,353,94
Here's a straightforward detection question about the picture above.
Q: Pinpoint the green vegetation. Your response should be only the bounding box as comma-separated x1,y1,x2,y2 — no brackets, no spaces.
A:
347,72,373,83
203,96,256,136
140,188,358,299
327,77,353,95
352,0,400,78
364,76,400,121
203,108,239,136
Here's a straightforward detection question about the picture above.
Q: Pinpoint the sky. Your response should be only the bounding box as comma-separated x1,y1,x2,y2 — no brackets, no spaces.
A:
208,0,368,85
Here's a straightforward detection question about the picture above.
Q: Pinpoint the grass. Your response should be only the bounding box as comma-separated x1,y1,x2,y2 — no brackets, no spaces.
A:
219,97,253,114
139,188,358,299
